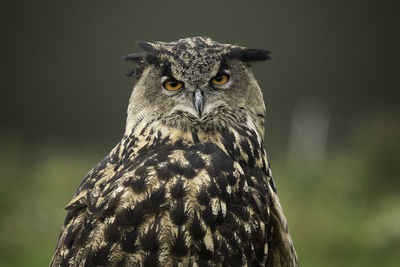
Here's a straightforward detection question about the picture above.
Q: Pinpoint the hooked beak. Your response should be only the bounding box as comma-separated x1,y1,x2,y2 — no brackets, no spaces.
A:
194,89,204,117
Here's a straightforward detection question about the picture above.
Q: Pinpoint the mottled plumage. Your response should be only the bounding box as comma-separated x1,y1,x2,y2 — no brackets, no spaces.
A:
50,37,298,266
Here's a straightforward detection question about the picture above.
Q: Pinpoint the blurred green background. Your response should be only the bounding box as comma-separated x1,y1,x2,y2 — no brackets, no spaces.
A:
1,0,399,266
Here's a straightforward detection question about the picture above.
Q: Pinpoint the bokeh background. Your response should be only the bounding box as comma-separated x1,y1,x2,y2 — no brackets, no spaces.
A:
1,0,399,266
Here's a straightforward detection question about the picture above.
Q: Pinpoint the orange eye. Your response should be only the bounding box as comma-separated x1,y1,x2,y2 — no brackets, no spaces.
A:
163,80,183,91
211,74,229,85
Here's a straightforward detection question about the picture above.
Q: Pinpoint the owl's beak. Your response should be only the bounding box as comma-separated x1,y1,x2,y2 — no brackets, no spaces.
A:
194,89,204,117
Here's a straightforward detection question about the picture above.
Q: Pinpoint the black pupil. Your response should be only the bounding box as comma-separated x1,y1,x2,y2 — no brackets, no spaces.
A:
169,81,178,87
215,76,223,82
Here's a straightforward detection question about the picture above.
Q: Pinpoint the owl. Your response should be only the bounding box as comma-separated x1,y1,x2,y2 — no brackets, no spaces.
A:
50,37,298,267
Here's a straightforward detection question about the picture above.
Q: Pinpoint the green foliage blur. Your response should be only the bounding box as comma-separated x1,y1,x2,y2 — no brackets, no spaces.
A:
1,0,399,266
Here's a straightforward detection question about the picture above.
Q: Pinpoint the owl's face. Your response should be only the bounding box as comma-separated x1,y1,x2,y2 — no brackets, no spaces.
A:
124,37,270,136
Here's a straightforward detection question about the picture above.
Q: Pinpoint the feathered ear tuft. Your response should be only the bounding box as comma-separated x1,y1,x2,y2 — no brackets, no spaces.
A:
122,41,159,77
137,41,158,53
122,51,158,65
226,48,271,62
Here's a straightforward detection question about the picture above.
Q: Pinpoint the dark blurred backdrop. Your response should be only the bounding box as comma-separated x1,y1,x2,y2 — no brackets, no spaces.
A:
1,0,399,266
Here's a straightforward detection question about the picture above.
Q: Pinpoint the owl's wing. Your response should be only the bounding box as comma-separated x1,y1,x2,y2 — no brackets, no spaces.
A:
49,142,123,267
231,124,298,266
266,177,299,267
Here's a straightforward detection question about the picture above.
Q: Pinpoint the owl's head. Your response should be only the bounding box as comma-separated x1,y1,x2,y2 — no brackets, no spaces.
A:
123,37,270,137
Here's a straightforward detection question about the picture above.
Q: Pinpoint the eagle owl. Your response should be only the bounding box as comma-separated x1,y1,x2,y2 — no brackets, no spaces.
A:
50,37,298,267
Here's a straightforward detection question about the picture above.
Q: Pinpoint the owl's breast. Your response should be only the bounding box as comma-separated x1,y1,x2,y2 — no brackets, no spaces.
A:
114,126,270,265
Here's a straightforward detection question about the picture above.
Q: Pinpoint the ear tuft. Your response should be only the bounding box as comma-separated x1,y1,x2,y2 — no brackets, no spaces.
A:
122,51,157,64
227,48,271,62
137,41,158,53
122,41,160,77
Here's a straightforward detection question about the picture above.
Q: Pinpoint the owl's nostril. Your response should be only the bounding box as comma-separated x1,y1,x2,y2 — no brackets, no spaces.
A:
194,89,204,117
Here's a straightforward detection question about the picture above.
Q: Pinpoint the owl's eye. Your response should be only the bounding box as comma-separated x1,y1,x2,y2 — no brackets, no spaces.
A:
163,80,183,91
210,74,230,86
